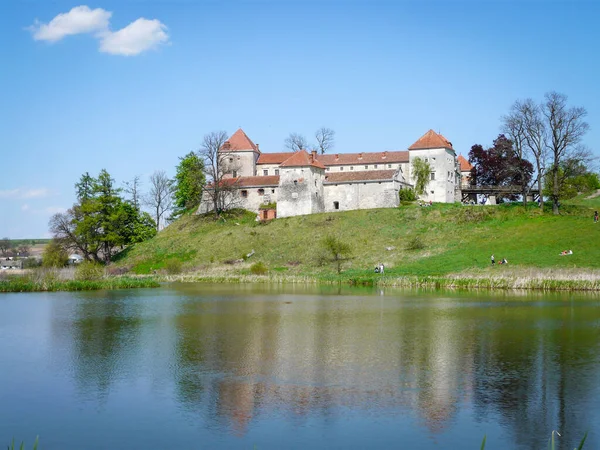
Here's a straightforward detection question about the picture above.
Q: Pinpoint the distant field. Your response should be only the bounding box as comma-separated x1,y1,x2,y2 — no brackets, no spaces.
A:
114,194,600,281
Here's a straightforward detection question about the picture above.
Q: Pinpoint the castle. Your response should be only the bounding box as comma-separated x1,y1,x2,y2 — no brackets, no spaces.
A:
199,128,473,218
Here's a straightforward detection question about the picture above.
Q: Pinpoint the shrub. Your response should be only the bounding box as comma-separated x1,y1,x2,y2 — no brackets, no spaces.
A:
106,265,131,276
321,235,352,274
250,262,268,275
42,240,68,268
405,236,425,251
164,259,183,274
75,261,104,281
22,257,42,269
399,188,417,202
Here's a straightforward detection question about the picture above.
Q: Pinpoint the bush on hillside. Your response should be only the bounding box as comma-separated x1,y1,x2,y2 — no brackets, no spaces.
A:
250,262,268,275
75,261,104,281
165,259,183,274
399,188,417,202
405,236,425,251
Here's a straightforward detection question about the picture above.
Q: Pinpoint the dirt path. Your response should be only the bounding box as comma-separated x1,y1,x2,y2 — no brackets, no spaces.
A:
585,189,600,199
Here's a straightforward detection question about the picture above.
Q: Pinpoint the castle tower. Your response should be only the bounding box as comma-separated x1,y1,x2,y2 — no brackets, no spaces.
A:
220,128,261,178
408,130,457,203
277,150,326,218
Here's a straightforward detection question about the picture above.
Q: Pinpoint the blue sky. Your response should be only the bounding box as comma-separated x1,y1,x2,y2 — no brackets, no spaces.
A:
1,0,598,238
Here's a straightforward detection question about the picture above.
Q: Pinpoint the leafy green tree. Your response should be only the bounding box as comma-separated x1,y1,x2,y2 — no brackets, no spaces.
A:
411,157,432,196
42,240,69,267
321,235,352,274
50,169,157,264
172,152,205,218
543,158,600,201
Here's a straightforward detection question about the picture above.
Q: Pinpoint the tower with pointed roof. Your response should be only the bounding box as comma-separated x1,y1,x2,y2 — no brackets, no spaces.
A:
408,130,458,203
277,150,326,217
220,128,261,178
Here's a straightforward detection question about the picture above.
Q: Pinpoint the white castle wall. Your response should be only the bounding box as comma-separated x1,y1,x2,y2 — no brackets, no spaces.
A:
408,148,457,203
277,167,325,218
323,180,401,212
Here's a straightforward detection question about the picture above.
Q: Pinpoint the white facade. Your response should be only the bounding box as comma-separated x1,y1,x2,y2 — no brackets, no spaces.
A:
277,166,325,218
409,148,457,203
323,179,402,212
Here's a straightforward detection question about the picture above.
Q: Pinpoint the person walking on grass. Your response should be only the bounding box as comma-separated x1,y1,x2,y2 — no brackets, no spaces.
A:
491,254,495,265
594,211,598,223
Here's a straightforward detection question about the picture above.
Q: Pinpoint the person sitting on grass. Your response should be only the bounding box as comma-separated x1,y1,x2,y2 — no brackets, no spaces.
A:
560,250,573,256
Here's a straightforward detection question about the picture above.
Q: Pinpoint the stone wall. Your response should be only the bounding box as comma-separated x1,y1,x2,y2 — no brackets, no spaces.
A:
277,167,325,218
323,180,400,212
221,150,258,178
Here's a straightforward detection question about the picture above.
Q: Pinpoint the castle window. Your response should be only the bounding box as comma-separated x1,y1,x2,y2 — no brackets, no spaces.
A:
431,172,436,180
388,164,392,168
263,170,268,176
350,166,354,170
271,189,275,194
333,201,339,210
275,169,279,175
340,167,344,171
241,190,248,198
374,164,378,169
258,188,265,195
233,170,237,178
365,165,368,169
229,158,233,163
430,190,434,194
294,180,298,185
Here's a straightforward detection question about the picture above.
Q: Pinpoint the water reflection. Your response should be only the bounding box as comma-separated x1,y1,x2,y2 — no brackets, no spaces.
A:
5,286,600,449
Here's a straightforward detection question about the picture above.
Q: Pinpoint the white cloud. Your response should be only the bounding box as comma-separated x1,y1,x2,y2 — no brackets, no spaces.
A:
0,188,51,199
28,6,169,56
99,18,169,56
28,6,112,42
21,204,30,211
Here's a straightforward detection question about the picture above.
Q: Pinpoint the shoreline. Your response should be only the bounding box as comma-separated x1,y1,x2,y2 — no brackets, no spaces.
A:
3,267,600,293
157,268,600,292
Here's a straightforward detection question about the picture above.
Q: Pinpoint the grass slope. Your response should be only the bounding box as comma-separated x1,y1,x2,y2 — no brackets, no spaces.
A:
116,197,600,281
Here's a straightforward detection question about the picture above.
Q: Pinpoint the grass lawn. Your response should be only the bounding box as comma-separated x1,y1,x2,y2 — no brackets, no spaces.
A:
115,194,600,283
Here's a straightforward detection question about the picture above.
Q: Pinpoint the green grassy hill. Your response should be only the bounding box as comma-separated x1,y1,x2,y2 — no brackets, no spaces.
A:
115,195,600,281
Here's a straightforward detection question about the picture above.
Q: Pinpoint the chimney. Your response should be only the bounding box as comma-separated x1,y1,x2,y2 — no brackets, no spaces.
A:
335,154,339,160
256,143,260,151
382,151,387,159
358,153,363,159
311,150,317,162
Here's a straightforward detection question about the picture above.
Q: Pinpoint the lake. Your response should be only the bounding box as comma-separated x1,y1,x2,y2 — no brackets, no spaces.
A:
1,284,599,449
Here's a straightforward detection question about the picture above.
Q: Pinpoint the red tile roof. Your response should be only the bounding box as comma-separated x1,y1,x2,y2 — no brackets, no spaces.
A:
221,128,260,153
324,169,397,183
280,150,326,169
457,155,473,172
256,152,294,164
408,129,453,150
317,151,408,166
207,175,279,189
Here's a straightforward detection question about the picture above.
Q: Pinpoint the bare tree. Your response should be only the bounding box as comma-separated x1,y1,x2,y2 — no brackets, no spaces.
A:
315,127,335,154
503,100,546,207
543,92,590,214
123,175,142,210
199,131,240,216
284,133,308,152
145,170,174,230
